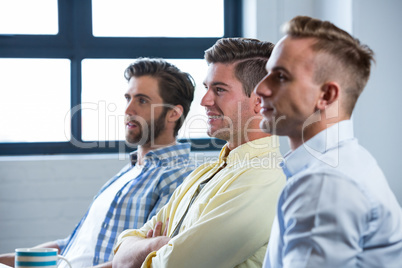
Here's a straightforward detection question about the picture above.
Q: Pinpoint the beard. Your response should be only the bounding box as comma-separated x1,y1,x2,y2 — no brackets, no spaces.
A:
125,109,167,146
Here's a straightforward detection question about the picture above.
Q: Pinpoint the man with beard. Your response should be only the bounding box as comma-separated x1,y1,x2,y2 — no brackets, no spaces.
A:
0,58,196,268
112,38,286,268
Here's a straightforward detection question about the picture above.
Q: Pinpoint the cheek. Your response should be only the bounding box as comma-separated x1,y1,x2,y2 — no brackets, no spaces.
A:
238,98,256,120
213,98,228,113
273,92,302,118
287,94,318,121
300,86,321,112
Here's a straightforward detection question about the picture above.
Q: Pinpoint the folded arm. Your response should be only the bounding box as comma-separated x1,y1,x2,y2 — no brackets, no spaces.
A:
143,175,283,267
113,221,170,268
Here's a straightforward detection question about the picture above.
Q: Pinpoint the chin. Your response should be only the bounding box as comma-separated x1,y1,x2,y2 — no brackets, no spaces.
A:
259,120,272,134
125,133,145,145
206,127,215,137
210,132,230,142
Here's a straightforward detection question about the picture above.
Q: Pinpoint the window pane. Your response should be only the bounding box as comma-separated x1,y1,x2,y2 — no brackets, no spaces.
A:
0,0,58,35
92,0,224,37
0,59,70,142
81,58,209,142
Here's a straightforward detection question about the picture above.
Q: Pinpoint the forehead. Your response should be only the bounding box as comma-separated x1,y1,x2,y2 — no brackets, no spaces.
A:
266,36,317,72
127,75,161,97
204,62,238,84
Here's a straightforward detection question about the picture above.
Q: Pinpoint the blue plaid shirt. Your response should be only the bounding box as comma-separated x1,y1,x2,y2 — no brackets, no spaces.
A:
57,143,194,265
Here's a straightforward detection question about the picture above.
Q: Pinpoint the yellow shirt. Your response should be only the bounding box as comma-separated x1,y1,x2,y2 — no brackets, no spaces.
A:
114,136,286,268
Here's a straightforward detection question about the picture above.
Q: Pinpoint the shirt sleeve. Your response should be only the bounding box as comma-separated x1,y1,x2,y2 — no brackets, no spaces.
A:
142,168,285,268
113,181,180,254
279,171,371,267
56,235,71,252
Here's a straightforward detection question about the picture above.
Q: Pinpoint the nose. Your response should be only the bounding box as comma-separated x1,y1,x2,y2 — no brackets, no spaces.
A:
254,74,272,98
200,88,215,107
125,99,135,116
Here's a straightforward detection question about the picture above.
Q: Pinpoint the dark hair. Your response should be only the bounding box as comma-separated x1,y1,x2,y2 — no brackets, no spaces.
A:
284,16,375,114
124,58,195,136
204,38,275,97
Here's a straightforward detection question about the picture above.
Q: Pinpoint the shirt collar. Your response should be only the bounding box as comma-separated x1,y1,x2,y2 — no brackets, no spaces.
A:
218,136,280,166
129,142,191,167
281,120,355,178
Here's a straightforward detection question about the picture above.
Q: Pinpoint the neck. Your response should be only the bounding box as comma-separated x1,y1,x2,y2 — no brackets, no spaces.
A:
288,113,349,151
136,133,177,165
227,131,269,151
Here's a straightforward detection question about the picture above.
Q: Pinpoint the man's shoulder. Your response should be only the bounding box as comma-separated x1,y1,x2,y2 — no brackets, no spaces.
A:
234,165,286,188
150,160,196,182
219,154,286,193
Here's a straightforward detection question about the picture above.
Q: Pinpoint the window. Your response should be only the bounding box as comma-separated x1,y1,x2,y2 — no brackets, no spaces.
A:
0,59,70,142
81,59,209,142
0,0,58,35
92,0,224,37
0,0,241,155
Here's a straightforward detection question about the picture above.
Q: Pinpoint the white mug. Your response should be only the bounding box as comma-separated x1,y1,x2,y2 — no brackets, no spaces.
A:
15,248,72,268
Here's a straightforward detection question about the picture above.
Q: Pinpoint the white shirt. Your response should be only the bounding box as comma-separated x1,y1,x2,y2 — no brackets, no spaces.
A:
60,164,143,268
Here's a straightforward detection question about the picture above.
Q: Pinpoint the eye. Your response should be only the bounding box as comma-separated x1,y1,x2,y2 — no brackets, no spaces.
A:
277,72,287,81
124,95,131,102
138,97,148,104
215,87,226,94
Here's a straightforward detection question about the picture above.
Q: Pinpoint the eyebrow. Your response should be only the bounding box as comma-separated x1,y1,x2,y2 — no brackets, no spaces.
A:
203,81,231,88
124,93,152,100
270,66,290,75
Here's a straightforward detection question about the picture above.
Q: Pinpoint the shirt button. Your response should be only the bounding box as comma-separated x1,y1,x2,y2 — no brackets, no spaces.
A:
103,222,108,228
116,191,121,197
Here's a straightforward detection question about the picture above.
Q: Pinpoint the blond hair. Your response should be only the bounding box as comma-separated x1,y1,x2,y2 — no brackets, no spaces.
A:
284,16,375,114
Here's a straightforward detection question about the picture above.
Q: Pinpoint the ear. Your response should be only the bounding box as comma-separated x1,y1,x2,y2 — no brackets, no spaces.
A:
317,82,339,110
249,91,262,114
166,104,184,123
254,96,262,114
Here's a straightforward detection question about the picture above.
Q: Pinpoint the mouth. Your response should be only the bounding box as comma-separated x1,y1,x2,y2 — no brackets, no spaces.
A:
208,115,224,120
126,121,138,129
206,112,224,121
260,106,274,116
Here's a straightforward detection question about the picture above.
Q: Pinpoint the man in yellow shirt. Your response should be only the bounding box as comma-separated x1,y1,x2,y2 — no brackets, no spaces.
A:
112,38,286,268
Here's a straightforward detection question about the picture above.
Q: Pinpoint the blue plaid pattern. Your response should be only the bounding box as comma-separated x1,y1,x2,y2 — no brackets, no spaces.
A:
57,143,194,265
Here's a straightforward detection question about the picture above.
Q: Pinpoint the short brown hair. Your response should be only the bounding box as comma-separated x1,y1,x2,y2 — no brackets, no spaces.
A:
283,16,375,114
204,38,275,97
124,58,195,136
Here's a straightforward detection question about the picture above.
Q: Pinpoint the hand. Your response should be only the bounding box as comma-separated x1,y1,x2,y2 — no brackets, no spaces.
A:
0,253,15,267
113,220,171,268
146,219,171,253
146,218,169,238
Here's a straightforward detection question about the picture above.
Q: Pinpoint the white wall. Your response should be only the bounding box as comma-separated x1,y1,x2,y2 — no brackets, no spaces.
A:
0,155,125,253
0,152,218,253
352,0,402,208
1,0,401,254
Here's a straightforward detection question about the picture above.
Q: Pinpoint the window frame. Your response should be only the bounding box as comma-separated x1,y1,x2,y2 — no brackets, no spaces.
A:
0,0,241,155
